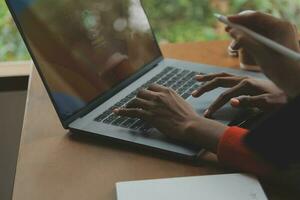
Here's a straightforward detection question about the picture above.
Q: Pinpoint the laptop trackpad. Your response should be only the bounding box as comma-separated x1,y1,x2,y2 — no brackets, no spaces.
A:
188,87,240,124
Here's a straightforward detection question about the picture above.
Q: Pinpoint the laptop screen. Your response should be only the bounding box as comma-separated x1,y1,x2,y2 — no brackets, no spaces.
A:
7,0,162,120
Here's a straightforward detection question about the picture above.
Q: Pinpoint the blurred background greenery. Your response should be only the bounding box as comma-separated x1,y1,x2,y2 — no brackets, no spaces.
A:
0,0,300,61
142,0,300,43
0,1,30,61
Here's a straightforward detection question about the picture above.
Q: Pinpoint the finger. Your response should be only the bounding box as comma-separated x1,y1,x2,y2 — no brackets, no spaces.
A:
126,98,154,110
230,95,266,109
204,82,250,117
114,108,151,120
228,40,240,57
229,40,242,51
229,28,267,59
233,93,287,111
230,98,240,107
136,89,158,101
225,26,231,32
228,11,279,31
192,76,246,97
147,83,168,92
195,72,233,82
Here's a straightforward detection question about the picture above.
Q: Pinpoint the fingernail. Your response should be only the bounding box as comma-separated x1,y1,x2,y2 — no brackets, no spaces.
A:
195,75,204,80
230,98,240,107
228,45,239,57
230,40,240,50
204,109,210,117
192,90,198,97
113,108,120,113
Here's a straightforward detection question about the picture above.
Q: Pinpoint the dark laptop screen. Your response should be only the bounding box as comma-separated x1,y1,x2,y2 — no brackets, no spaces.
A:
7,0,161,120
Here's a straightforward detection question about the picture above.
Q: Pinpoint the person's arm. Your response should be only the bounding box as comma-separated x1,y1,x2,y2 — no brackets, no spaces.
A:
217,126,275,176
114,84,275,177
227,12,300,98
185,118,275,176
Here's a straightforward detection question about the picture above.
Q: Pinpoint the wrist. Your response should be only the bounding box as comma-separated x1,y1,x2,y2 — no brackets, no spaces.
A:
184,117,228,153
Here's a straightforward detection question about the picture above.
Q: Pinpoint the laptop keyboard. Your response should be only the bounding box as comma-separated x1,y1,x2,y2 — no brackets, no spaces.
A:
94,66,203,132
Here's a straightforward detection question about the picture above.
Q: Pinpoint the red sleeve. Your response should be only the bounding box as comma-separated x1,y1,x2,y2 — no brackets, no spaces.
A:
217,126,274,176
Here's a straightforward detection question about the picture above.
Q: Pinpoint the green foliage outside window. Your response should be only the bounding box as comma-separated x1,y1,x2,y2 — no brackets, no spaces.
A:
0,1,30,61
0,0,300,61
142,0,300,43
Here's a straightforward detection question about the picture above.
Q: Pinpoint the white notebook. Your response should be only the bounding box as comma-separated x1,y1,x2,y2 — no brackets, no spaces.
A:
116,173,268,200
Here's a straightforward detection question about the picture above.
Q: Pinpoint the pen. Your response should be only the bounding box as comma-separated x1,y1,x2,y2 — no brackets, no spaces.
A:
214,13,300,62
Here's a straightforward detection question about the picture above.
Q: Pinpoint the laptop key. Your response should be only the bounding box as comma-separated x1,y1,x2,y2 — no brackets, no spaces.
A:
95,110,111,122
171,68,180,74
181,92,191,99
172,83,182,90
121,118,138,128
157,80,164,85
115,100,126,107
183,84,192,90
190,84,199,92
165,81,175,87
163,66,173,73
103,114,119,124
177,87,187,95
112,117,128,126
130,119,145,130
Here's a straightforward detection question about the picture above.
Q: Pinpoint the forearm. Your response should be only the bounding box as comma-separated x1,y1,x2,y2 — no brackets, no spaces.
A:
185,119,274,176
184,117,227,153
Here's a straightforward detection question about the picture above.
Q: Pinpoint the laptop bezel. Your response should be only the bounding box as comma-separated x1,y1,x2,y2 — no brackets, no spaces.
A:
5,0,164,129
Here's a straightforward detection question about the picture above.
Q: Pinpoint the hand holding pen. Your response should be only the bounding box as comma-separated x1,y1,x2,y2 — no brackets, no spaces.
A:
215,12,300,98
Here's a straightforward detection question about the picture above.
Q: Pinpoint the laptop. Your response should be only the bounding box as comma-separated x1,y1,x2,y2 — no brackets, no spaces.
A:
6,0,262,158
116,174,268,200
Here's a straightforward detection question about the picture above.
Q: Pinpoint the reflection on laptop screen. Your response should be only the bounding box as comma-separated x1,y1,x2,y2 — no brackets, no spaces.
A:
8,0,161,120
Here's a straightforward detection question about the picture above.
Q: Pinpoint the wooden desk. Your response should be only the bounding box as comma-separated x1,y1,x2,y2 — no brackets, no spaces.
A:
12,41,283,200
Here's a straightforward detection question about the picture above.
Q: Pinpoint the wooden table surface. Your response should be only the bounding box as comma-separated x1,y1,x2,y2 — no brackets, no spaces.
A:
12,41,287,200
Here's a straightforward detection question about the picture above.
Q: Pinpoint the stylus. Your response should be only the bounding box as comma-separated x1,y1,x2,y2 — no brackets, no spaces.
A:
214,13,300,63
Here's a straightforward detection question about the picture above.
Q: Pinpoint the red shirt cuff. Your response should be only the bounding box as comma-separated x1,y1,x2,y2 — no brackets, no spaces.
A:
217,126,273,176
